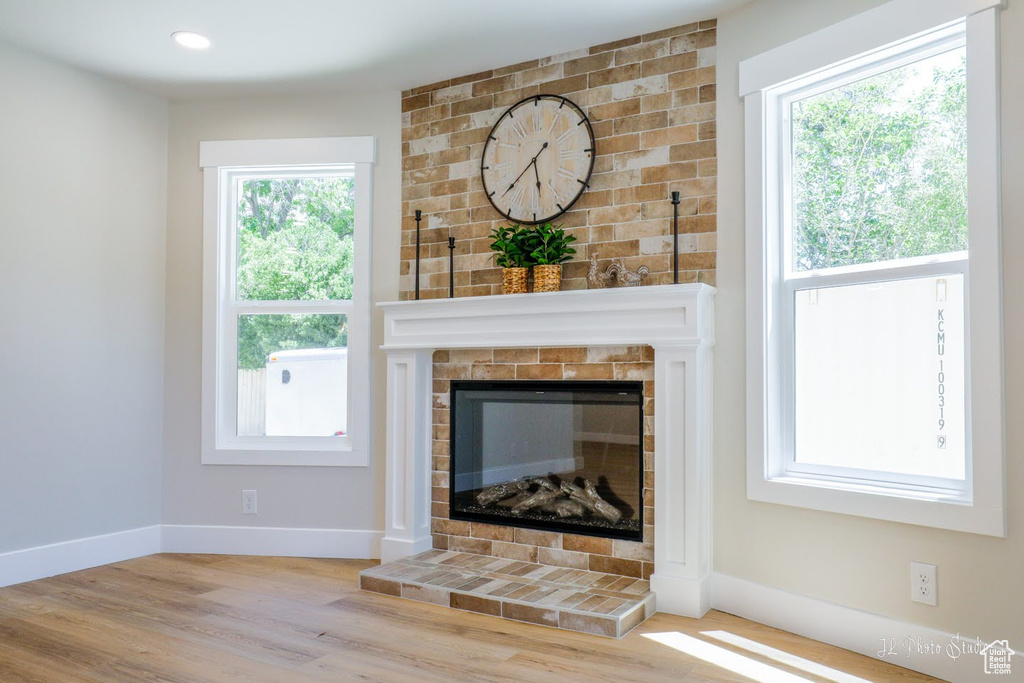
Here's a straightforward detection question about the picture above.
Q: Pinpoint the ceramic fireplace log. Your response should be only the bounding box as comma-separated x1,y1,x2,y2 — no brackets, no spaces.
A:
560,479,623,524
475,479,530,507
540,498,587,518
530,477,559,491
510,488,562,514
496,492,531,508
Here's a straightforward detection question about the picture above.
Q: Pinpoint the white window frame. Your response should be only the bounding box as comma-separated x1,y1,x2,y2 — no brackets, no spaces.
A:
199,137,375,467
741,0,1005,536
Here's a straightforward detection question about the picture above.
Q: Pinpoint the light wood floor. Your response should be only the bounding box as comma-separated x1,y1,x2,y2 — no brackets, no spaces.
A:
0,554,941,682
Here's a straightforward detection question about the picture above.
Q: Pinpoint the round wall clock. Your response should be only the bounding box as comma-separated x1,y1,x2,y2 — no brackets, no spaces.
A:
480,94,596,225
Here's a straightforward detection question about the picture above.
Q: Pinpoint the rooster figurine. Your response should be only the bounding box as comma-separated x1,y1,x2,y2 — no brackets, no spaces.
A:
606,258,650,287
586,252,616,289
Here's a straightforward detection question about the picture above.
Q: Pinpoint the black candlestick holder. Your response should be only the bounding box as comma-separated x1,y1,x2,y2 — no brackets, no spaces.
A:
671,191,681,284
448,236,456,298
414,209,422,300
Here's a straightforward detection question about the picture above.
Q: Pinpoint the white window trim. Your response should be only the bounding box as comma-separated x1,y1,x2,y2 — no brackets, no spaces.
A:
742,1,1005,536
200,137,375,467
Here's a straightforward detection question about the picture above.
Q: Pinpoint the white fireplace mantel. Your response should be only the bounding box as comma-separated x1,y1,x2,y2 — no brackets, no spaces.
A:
378,283,715,617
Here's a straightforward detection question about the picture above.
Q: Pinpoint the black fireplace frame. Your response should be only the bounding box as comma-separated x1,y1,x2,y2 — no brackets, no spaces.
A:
448,380,644,541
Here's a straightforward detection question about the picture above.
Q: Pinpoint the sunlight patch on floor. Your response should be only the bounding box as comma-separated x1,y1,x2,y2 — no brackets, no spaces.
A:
701,630,872,683
643,631,815,683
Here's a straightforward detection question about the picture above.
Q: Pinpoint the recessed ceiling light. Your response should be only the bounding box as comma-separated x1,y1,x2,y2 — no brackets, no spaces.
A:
172,31,211,50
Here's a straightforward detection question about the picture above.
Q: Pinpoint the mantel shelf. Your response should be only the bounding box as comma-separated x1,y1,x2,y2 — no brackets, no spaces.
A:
378,283,716,351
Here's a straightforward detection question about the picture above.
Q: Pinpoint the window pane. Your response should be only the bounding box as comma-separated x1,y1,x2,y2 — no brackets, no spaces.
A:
793,275,965,480
790,48,967,271
236,314,348,437
236,176,355,300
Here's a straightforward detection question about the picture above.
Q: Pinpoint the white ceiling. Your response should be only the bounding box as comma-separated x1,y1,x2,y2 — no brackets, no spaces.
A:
0,0,746,100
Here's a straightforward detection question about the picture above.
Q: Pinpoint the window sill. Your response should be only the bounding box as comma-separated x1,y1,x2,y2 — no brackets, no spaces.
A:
747,473,1005,537
201,447,368,467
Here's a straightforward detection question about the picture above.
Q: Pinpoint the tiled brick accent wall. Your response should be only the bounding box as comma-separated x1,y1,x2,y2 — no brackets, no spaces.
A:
400,22,718,299
431,346,655,579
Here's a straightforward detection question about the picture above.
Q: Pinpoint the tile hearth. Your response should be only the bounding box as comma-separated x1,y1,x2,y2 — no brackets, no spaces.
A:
360,549,655,638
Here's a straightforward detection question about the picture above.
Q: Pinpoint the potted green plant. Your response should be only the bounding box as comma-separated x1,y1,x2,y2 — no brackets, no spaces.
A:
525,222,577,292
489,224,532,294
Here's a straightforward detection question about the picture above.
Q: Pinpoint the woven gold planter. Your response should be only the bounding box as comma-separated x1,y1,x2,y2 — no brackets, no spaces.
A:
533,264,562,293
502,267,529,294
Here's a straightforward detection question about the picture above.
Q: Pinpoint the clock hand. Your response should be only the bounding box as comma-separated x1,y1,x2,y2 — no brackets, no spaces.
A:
501,143,549,197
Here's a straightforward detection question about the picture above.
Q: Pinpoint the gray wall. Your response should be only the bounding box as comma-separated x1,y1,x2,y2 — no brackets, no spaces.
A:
162,93,401,531
715,0,1023,644
0,41,167,553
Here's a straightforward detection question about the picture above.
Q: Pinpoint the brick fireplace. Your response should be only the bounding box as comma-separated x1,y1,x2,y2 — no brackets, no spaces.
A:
431,347,655,578
371,285,714,621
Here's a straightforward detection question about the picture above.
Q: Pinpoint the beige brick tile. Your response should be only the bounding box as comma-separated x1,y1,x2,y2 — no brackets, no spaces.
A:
407,80,450,97
402,93,431,112
514,528,561,548
641,22,699,42
589,555,643,578
539,74,589,96
494,348,538,363
614,148,670,171
471,364,516,380
520,63,563,87
538,548,589,570
668,66,716,90
670,28,717,54
642,52,698,78
613,111,667,135
640,163,697,184
641,92,673,112
560,536,610,556
614,362,653,380
589,204,640,224
589,36,641,55
449,536,492,555
538,348,589,363
449,349,494,364
589,63,641,88
612,540,655,562
492,542,538,563
562,363,615,380
611,75,668,100
564,52,615,76
411,103,451,125
615,40,669,65
493,59,539,77
641,124,698,148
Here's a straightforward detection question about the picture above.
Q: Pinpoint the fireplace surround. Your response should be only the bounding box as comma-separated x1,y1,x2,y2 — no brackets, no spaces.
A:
378,284,715,617
449,380,644,541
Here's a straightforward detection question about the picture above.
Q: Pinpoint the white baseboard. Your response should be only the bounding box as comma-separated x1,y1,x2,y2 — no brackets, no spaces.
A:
0,525,162,589
379,535,433,564
649,572,711,618
712,573,992,683
161,525,382,559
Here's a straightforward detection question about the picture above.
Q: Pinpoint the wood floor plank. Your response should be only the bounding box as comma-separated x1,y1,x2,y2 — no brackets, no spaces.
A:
0,555,943,682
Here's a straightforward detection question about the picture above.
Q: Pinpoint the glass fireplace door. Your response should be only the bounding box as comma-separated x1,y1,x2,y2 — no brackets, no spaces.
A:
449,381,643,540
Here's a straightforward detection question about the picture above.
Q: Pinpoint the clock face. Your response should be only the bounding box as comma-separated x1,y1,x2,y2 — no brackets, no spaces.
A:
480,95,596,225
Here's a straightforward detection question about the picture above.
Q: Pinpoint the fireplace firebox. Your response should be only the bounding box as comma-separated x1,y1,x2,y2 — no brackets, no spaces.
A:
449,380,643,541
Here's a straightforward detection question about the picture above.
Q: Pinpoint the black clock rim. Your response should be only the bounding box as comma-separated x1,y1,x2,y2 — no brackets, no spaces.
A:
479,94,597,226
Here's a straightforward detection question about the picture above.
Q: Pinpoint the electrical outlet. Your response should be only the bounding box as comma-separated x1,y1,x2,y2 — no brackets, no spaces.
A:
911,561,937,605
242,489,257,514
